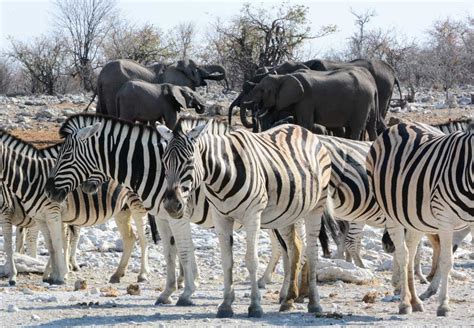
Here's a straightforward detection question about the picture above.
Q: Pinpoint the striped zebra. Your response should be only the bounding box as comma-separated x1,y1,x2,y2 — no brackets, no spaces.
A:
155,119,331,317
366,122,473,316
44,114,316,310
0,131,150,285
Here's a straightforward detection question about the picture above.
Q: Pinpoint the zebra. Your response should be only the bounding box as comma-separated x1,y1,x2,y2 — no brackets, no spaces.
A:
366,122,473,316
154,118,331,317
43,113,328,311
0,131,151,285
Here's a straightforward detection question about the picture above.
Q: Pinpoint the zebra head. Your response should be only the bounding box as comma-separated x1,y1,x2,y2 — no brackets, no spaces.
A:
45,122,102,203
157,123,209,219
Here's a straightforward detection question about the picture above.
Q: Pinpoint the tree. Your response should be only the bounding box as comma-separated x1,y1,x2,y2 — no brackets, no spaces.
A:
54,0,117,91
170,22,197,61
8,35,68,95
348,8,376,59
427,17,470,100
103,22,175,65
0,57,13,94
206,2,336,86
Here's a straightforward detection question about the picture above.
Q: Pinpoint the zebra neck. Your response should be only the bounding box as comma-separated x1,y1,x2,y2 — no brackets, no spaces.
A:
98,126,164,210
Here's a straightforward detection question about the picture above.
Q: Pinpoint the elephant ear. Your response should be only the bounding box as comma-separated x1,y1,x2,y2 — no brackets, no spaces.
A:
276,75,304,111
166,85,188,111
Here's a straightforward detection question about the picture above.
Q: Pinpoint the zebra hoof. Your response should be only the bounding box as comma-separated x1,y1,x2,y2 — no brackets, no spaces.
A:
137,275,148,283
109,276,121,284
295,296,305,303
155,297,172,305
412,303,424,312
257,279,266,289
437,305,450,317
8,280,16,286
248,305,263,318
279,301,294,312
176,297,194,306
216,305,234,318
398,304,412,315
308,303,323,314
419,289,436,301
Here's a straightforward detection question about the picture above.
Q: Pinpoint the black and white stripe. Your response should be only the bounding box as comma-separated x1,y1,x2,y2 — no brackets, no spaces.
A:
366,122,473,316
0,131,150,285
157,118,331,317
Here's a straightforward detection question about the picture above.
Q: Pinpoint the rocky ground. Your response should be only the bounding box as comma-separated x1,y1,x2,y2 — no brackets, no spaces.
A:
0,86,473,326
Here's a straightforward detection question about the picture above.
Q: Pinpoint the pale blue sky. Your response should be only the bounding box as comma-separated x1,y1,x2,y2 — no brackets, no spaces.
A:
1,0,472,54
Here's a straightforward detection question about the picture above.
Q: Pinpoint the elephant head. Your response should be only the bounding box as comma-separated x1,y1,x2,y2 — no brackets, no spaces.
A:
165,85,206,114
198,64,229,90
245,74,304,122
175,59,206,88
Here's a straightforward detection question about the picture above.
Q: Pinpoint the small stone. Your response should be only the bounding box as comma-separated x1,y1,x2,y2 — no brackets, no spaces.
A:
90,287,100,295
69,295,79,302
126,283,141,296
362,290,378,303
74,279,87,291
22,288,34,295
101,286,120,297
31,314,40,321
7,304,19,312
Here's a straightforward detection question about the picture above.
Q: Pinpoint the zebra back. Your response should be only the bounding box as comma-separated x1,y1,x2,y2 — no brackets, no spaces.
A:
432,118,473,134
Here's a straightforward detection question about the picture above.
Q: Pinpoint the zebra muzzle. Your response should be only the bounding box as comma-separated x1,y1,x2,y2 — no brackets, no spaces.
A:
45,178,68,203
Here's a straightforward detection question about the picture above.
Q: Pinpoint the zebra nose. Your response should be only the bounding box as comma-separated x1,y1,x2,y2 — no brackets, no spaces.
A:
176,202,183,212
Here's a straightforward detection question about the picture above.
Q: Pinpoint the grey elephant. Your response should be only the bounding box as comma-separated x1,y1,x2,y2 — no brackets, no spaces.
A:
245,67,378,140
304,58,402,131
116,81,206,128
96,59,227,117
228,61,310,129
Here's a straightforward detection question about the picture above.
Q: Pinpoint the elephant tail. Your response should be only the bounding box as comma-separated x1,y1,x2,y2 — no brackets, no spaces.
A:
84,90,97,112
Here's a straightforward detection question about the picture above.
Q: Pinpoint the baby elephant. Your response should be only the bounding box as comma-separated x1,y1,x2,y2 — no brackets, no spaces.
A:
116,81,206,128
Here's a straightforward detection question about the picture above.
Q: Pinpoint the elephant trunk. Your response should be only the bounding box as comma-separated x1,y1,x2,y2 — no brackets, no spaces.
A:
239,104,254,129
228,94,241,125
200,64,226,82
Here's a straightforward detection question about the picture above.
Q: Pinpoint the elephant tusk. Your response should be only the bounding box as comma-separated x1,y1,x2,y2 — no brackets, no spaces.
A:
258,108,269,118
242,100,254,105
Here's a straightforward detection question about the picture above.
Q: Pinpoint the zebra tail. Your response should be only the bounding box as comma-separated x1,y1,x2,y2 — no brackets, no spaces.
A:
148,214,160,244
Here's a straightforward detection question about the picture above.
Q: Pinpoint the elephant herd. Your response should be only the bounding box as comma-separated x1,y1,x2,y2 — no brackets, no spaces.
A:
93,59,228,127
91,57,402,141
228,58,403,141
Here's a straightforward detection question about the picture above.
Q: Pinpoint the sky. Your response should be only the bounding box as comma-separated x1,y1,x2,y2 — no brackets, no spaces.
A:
0,0,472,55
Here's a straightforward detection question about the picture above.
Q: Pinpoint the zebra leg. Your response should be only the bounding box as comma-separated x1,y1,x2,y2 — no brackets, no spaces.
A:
387,225,411,314
46,215,67,284
110,210,136,283
68,226,80,271
436,228,454,317
155,216,178,305
405,230,424,312
167,217,197,306
296,261,309,303
26,224,40,258
15,227,26,254
62,223,71,273
177,262,185,289
391,252,401,295
258,229,281,289
414,240,427,284
420,235,442,300
345,222,365,268
304,212,323,314
215,216,236,318
276,231,290,305
2,222,17,286
335,221,348,260
132,214,150,282
38,221,54,283
243,214,263,318
279,225,302,312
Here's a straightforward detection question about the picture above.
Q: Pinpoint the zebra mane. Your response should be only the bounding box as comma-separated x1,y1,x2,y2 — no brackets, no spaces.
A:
431,118,473,133
59,113,163,139
173,115,231,136
0,128,62,157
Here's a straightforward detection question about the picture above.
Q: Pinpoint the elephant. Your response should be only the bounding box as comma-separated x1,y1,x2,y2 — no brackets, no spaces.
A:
96,59,227,117
304,58,402,131
116,81,206,128
245,67,379,140
228,61,310,129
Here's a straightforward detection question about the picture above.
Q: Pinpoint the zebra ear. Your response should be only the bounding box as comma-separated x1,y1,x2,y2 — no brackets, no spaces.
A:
156,125,173,141
76,122,101,140
187,123,209,141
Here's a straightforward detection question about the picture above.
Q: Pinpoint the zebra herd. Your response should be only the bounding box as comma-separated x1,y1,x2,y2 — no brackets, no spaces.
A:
0,112,472,319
